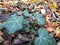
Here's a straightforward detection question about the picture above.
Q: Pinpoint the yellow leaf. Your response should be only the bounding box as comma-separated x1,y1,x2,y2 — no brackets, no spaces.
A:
49,2,57,11
55,33,60,38
31,0,37,3
0,4,2,8
55,27,60,37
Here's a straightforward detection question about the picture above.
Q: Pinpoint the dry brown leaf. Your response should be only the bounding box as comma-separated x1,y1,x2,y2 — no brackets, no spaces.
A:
0,31,4,36
45,14,59,32
0,36,4,43
55,33,60,38
46,26,55,32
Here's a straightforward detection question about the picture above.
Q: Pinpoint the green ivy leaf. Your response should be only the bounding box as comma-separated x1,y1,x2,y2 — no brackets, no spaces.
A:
24,25,30,32
0,15,24,34
22,5,27,10
17,11,23,15
30,29,35,34
31,9,35,13
23,10,32,17
23,19,30,32
34,13,45,25
23,19,29,25
34,28,57,45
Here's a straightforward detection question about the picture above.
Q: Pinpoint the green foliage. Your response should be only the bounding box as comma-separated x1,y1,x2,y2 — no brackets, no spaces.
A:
0,10,46,34
23,19,29,25
23,24,30,32
34,28,57,45
0,14,24,34
34,13,45,25
0,3,57,45
23,10,33,17
17,11,23,15
0,6,57,45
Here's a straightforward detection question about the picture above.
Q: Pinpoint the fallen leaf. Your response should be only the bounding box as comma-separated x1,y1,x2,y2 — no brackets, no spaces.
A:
55,27,60,37
0,31,4,36
0,4,2,8
13,34,30,45
45,14,57,32
46,26,55,32
0,36,4,43
31,0,37,3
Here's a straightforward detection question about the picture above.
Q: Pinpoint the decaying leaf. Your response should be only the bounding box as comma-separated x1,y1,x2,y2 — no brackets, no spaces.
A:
45,22,56,32
13,34,30,45
0,36,4,43
45,14,57,32
46,26,55,32
0,31,4,36
0,12,11,22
